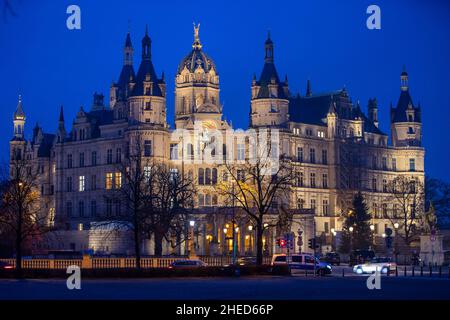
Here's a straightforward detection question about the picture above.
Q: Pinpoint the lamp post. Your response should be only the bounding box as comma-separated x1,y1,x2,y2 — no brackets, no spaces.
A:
349,226,354,254
393,222,399,263
248,225,254,255
189,220,197,259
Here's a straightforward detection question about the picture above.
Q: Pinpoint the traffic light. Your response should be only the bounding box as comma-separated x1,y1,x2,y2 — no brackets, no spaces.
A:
279,239,286,248
308,238,316,250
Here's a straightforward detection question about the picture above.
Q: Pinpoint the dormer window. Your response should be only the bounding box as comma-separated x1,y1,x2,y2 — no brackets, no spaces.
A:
145,101,151,110
408,114,414,122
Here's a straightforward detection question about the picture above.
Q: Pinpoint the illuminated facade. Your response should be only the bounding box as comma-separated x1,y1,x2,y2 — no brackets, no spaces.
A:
9,26,424,256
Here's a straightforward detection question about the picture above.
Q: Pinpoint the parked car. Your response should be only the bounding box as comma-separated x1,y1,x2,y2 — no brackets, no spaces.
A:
353,257,396,274
225,257,257,267
271,253,332,276
349,249,375,266
323,252,341,266
0,261,14,270
168,259,207,269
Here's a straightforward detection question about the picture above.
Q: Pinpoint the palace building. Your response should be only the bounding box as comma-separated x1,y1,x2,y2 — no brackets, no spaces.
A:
9,25,425,256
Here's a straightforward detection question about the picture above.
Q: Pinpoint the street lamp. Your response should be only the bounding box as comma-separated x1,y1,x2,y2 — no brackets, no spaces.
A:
349,226,354,254
188,220,197,259
393,223,399,263
370,224,375,231
248,225,253,231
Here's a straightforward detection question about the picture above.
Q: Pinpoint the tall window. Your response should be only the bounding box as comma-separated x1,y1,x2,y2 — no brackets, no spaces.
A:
91,175,96,190
116,148,121,163
409,158,415,171
322,173,328,188
115,172,122,189
310,199,316,210
79,176,85,192
144,166,151,180
322,149,328,165
198,168,205,185
107,149,113,164
212,168,218,185
297,147,303,162
91,151,97,166
144,140,152,157
198,194,205,207
91,200,97,218
310,173,316,188
66,176,73,192
296,172,304,187
392,158,397,171
187,143,194,159
322,200,329,216
170,143,178,160
205,168,211,185
67,154,73,168
372,155,377,169
106,173,113,190
382,157,387,170
237,143,245,160
372,178,377,191
382,179,387,192
310,148,316,163
79,152,85,167
78,201,84,218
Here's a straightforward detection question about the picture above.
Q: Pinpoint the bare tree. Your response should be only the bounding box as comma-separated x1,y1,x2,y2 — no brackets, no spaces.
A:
147,164,196,256
0,158,53,276
387,176,425,249
216,132,293,265
99,134,151,269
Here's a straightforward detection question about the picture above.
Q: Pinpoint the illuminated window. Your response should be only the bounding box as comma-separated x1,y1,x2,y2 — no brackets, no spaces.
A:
78,223,83,231
106,173,113,190
79,176,85,192
115,172,122,189
237,143,245,160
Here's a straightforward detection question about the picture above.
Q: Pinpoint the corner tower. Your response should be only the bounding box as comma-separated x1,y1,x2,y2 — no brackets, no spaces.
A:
10,95,26,160
250,32,289,128
390,68,422,147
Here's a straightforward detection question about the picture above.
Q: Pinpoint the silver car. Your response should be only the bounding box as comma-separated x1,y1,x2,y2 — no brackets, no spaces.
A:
353,257,396,274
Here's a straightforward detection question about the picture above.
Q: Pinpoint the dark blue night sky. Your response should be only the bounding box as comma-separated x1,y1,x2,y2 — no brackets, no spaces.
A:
1,0,449,181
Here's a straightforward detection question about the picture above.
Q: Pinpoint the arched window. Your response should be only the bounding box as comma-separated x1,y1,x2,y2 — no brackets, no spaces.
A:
212,195,218,206
198,168,204,185
205,168,211,185
205,194,211,206
198,194,204,207
187,143,194,159
212,168,218,185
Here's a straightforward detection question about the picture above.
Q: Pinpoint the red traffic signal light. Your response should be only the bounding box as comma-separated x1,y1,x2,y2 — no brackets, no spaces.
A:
280,239,286,248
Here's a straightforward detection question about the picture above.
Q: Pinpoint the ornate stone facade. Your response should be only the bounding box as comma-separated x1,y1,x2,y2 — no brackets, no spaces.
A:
9,26,425,256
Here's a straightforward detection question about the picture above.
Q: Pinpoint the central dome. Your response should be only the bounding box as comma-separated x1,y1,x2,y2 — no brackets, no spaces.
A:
177,23,217,74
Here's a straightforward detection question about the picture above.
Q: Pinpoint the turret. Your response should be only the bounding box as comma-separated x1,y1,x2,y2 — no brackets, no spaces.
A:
390,68,422,147
13,95,26,140
368,98,378,128
57,105,66,143
250,32,289,128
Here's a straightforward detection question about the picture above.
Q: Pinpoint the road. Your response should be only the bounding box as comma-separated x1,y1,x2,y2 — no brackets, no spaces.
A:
0,274,449,300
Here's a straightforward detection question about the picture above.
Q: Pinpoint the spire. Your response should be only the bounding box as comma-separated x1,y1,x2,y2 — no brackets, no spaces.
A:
306,79,312,97
123,29,134,66
14,94,25,120
142,25,151,60
192,22,202,50
59,105,64,122
264,30,274,63
400,65,408,91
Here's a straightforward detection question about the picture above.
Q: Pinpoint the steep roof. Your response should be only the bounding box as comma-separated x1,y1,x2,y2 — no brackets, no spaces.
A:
391,89,421,122
130,57,163,97
289,90,386,135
